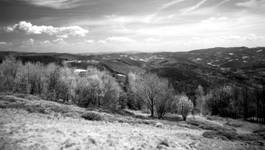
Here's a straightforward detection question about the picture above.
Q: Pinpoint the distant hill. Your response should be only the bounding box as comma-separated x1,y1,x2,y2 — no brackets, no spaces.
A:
1,47,264,92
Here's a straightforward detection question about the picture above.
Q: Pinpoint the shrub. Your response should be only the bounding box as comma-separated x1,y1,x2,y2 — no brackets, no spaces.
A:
202,131,234,141
177,95,193,121
81,112,103,121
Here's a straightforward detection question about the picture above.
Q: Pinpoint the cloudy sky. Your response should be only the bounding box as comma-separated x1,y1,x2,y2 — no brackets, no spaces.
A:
0,0,265,53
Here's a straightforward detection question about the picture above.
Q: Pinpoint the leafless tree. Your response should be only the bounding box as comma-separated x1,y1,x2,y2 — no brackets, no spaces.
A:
177,95,193,121
130,72,173,118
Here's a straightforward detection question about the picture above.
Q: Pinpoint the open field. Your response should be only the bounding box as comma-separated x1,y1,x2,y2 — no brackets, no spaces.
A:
0,94,264,150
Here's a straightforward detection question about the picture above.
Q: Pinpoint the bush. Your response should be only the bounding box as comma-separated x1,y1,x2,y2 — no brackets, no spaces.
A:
177,95,193,121
202,131,235,141
81,112,103,121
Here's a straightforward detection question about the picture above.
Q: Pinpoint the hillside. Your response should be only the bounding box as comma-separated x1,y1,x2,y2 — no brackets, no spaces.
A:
1,47,264,91
1,94,265,150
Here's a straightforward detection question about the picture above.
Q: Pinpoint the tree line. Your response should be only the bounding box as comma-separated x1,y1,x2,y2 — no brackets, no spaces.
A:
0,56,264,123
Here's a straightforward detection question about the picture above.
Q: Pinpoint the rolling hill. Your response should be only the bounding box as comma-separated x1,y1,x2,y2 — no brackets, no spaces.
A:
1,47,264,92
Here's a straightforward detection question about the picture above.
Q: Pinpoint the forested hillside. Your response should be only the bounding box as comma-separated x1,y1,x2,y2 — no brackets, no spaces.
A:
1,47,265,123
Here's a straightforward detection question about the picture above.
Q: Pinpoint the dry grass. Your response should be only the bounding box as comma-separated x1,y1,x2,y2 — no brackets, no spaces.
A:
0,94,264,150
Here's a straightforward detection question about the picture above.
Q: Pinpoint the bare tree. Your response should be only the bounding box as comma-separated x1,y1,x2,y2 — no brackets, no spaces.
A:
0,56,21,92
155,86,174,119
177,95,193,121
195,85,205,115
131,72,173,118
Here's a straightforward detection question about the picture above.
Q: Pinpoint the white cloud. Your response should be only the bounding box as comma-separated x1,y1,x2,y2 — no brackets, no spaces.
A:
43,40,51,44
29,38,34,44
57,34,69,39
145,0,185,22
98,40,107,44
53,38,64,43
144,38,161,43
5,21,89,38
215,0,231,7
135,16,247,37
105,15,154,24
86,40,95,44
181,0,208,14
0,42,7,45
21,38,35,47
19,0,81,9
236,0,265,8
160,0,185,10
233,34,265,41
106,36,135,43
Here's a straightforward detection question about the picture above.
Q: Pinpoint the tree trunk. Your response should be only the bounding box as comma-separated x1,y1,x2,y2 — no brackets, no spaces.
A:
151,106,154,117
182,115,186,121
149,97,155,117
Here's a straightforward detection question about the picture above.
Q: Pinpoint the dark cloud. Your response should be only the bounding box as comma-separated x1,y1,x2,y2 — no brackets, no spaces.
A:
0,0,164,25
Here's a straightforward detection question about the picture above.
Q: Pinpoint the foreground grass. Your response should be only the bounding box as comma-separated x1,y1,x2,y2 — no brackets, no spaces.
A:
0,94,264,150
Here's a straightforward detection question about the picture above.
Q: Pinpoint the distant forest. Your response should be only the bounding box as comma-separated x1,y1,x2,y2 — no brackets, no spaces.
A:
0,50,265,123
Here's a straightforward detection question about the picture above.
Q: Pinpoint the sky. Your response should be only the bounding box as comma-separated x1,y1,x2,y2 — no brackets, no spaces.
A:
0,0,265,53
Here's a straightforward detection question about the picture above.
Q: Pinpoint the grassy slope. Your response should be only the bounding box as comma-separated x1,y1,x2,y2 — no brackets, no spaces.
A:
0,94,265,150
